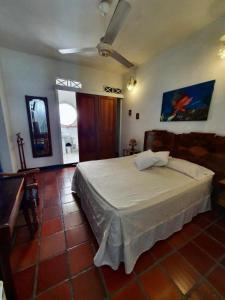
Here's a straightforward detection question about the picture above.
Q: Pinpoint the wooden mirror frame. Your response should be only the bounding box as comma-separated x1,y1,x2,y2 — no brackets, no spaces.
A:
25,95,52,158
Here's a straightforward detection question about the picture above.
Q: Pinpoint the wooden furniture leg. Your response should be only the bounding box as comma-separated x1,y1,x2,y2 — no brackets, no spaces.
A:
22,208,34,238
36,189,39,206
0,245,18,300
30,201,39,232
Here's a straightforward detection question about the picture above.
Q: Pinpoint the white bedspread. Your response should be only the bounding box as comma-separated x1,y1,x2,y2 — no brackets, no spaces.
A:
72,156,213,273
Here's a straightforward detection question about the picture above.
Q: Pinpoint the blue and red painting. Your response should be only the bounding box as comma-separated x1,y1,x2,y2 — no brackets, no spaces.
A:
160,80,215,121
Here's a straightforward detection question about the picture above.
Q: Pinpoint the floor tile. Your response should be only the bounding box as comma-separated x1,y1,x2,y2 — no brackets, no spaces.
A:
203,210,220,222
66,224,90,248
161,252,200,295
112,281,145,300
15,212,27,227
14,226,38,245
168,230,188,249
37,253,69,293
72,267,105,300
36,281,71,300
207,266,225,297
45,177,58,184
45,179,58,186
40,231,66,261
101,265,135,294
222,257,225,267
41,217,63,237
61,193,75,204
192,214,211,229
134,250,155,274
13,266,35,300
140,266,180,300
216,217,225,228
194,232,225,260
60,187,72,196
206,224,225,245
63,202,80,215
43,196,60,208
68,242,94,275
151,240,173,259
58,179,72,189
43,205,61,221
10,240,38,272
189,281,221,300
179,242,214,274
45,187,59,200
64,211,85,229
182,222,200,238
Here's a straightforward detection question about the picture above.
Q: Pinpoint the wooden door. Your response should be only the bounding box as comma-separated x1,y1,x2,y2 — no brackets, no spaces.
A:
76,93,98,162
98,96,116,159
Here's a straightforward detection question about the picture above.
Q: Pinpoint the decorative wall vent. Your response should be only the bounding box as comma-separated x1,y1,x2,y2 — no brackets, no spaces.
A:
56,78,82,89
104,86,122,94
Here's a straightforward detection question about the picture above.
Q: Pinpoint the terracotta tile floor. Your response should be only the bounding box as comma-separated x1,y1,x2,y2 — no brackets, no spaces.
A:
11,167,225,300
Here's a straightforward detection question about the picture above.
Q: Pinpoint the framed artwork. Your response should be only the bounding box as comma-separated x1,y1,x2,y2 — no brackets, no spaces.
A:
160,80,215,121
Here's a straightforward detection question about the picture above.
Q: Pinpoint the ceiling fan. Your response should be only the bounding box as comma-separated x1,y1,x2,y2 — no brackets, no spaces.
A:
58,0,134,68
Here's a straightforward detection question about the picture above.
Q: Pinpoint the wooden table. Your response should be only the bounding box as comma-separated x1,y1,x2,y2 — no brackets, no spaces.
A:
123,149,140,156
0,177,24,300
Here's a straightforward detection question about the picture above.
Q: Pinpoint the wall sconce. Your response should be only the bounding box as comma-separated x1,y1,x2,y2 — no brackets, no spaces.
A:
98,0,110,16
127,76,137,91
218,35,225,59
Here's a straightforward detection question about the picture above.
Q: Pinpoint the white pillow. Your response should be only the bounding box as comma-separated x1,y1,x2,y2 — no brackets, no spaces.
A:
149,150,170,166
134,150,159,170
167,157,214,180
134,150,170,170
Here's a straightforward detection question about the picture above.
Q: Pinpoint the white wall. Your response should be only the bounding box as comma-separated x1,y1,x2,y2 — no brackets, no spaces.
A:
122,16,225,151
0,64,17,171
0,100,13,171
0,47,122,169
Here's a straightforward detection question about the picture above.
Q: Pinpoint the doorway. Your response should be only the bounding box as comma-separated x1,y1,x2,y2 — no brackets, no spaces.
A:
57,90,79,164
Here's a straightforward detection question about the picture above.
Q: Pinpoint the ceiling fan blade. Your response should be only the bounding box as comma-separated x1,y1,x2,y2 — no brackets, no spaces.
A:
58,47,97,55
111,50,134,68
102,0,131,45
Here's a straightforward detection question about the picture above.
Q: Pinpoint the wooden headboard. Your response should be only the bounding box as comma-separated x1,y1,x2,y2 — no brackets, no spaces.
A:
144,130,225,182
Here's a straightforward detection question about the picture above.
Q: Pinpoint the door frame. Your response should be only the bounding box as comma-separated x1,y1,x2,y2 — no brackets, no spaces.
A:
55,86,79,165
55,86,123,163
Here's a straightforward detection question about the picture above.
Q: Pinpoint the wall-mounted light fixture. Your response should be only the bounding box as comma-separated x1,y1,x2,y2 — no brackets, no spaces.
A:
98,0,110,16
127,76,137,91
218,35,225,59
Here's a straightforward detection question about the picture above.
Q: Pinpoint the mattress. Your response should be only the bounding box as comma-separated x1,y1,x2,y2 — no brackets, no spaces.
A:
72,155,213,273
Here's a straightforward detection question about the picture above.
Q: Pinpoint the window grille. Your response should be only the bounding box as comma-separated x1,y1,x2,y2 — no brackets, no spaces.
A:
104,86,122,94
56,78,82,89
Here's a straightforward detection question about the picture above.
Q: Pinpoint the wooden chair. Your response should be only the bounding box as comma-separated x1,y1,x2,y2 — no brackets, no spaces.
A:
0,168,40,237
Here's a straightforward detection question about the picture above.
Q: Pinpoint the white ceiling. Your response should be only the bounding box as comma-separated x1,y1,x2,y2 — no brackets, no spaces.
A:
0,0,225,74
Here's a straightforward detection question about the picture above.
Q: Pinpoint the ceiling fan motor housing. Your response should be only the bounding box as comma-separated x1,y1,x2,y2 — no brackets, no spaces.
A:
97,42,113,57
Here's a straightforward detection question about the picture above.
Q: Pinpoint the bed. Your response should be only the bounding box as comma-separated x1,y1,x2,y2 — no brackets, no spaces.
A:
72,130,225,274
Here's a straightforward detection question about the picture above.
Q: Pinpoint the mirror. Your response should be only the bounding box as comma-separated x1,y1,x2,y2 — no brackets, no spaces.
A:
25,95,52,157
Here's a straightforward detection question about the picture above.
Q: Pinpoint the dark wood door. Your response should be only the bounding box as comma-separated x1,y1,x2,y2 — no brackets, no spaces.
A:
98,96,116,159
76,93,98,162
